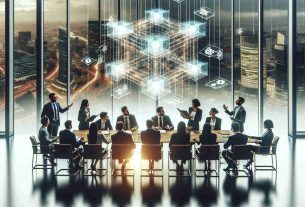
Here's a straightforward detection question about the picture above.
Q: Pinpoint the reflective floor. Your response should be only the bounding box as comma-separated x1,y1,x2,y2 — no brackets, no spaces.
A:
0,134,304,207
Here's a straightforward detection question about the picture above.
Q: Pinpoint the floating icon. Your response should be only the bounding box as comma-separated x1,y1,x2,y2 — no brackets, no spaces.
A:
97,54,105,64
172,0,185,3
205,77,231,89
81,56,96,66
194,6,215,20
200,45,223,60
236,27,244,35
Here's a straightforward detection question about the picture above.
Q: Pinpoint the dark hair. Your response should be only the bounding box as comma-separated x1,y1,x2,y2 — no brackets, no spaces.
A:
177,121,186,134
41,117,49,126
49,93,55,99
192,99,201,107
231,122,240,132
100,112,108,119
88,122,98,144
239,97,245,104
116,121,124,130
210,108,219,114
146,119,154,128
121,106,127,113
156,106,163,113
202,123,212,135
80,99,89,110
64,120,72,129
264,119,274,129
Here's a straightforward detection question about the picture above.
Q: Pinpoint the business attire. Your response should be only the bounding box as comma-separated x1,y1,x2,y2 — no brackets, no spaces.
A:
152,115,174,130
205,117,222,130
38,126,57,154
116,114,138,130
41,102,69,136
87,132,107,170
196,132,217,171
169,132,190,165
222,133,248,168
78,108,90,130
187,107,202,130
141,128,161,170
95,119,113,130
225,106,246,133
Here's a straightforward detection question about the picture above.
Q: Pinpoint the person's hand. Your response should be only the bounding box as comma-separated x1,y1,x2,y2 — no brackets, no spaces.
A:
131,127,137,131
255,140,261,144
223,104,228,111
164,125,170,131
68,103,73,109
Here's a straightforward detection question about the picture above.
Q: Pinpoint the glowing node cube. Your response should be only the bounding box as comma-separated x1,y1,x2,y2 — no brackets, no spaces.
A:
112,83,131,99
194,6,215,20
185,60,208,81
200,44,223,60
179,21,206,38
141,36,170,58
105,61,128,81
107,21,133,39
141,76,171,99
145,9,169,24
205,77,231,89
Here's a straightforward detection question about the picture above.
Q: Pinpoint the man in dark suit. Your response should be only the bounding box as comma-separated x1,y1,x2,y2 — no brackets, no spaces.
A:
41,93,73,136
95,112,113,130
152,106,174,131
116,106,138,131
223,97,246,133
111,121,136,173
141,119,161,173
59,120,84,169
222,122,248,171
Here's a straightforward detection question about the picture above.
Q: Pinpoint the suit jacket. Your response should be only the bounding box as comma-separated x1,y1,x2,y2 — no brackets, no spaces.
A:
169,132,190,148
59,129,82,149
187,107,202,130
111,131,136,149
253,129,274,153
152,115,174,130
38,126,54,145
205,117,222,130
225,106,246,132
141,128,161,144
95,119,113,130
199,133,217,145
41,102,68,126
78,108,90,130
224,133,248,152
116,114,138,130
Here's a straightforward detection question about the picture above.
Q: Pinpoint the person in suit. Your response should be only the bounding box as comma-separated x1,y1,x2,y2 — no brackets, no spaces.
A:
223,97,246,133
38,117,58,165
116,106,138,131
244,119,274,168
41,93,73,136
187,99,203,131
141,119,161,173
222,122,248,172
111,121,136,173
95,112,113,130
152,106,174,131
78,99,91,130
195,123,217,173
205,108,222,130
169,121,191,171
59,120,84,169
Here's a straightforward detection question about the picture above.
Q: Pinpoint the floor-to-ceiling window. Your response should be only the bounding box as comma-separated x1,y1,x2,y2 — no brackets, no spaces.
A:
0,0,5,133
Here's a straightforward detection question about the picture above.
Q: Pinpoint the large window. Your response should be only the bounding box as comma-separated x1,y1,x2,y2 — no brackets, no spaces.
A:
0,0,5,132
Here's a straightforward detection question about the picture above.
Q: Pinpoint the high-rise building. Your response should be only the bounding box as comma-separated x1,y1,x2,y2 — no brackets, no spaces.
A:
58,26,69,85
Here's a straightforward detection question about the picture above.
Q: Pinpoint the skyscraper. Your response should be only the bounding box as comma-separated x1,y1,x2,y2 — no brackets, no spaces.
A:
58,26,69,85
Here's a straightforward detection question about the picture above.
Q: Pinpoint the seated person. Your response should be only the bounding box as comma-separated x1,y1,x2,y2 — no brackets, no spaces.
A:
222,122,248,172
59,120,84,170
244,119,274,168
141,119,161,174
87,122,108,174
38,117,58,165
116,106,138,131
205,108,222,130
169,121,190,171
195,123,217,173
95,112,113,130
111,121,136,173
152,106,174,131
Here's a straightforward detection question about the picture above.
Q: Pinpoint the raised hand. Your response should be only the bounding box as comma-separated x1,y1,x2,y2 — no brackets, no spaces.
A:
223,104,228,111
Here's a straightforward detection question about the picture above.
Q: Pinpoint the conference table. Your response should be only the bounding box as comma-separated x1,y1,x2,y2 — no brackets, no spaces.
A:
73,129,257,144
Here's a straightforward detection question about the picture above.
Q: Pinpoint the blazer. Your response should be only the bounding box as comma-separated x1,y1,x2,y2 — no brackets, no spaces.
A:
225,106,246,132
78,108,90,130
151,115,174,130
199,133,217,145
169,132,190,148
116,114,138,130
59,129,82,149
41,102,68,125
205,117,222,130
253,129,274,153
187,107,202,130
141,128,161,144
95,119,113,130
223,133,248,152
111,131,136,149
38,126,54,145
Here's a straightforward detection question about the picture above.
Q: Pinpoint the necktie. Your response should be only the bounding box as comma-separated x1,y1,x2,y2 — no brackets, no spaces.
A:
124,116,128,130
159,116,163,128
53,103,58,121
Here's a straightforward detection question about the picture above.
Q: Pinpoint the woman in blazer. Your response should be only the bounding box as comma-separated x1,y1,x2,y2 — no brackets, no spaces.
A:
187,99,203,131
205,108,222,130
78,99,90,130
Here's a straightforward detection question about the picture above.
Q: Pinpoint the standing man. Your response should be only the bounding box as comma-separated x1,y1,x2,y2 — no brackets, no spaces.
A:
152,106,174,131
223,97,246,133
41,93,73,136
116,106,138,131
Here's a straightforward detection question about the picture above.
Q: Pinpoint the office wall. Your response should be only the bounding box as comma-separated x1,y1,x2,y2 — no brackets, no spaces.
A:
0,0,5,132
